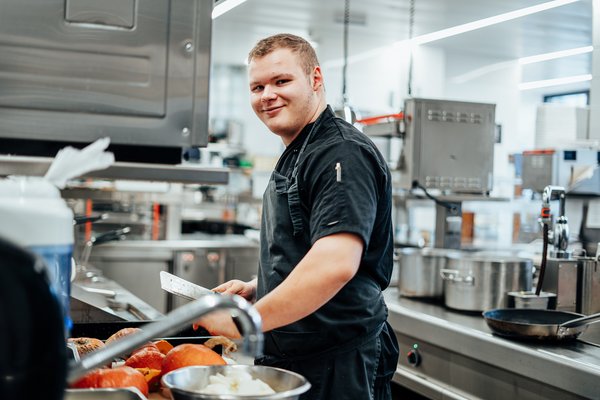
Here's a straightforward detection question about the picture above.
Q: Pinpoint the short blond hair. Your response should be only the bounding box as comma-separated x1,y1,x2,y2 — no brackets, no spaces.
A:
248,33,319,76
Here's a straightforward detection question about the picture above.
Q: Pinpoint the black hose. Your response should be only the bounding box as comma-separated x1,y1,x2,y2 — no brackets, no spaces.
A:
411,180,458,213
536,223,549,296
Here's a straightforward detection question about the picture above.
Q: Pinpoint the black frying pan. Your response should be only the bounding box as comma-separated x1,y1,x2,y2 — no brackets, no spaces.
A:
483,309,600,341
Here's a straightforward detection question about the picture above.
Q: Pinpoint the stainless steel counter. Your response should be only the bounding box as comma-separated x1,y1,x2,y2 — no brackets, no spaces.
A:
384,288,600,400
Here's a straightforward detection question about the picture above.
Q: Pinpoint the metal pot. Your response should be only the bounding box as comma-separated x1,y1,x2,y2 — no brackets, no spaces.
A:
397,248,459,298
441,255,533,311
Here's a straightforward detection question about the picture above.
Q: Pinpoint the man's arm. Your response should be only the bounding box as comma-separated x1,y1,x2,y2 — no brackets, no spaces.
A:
195,232,362,337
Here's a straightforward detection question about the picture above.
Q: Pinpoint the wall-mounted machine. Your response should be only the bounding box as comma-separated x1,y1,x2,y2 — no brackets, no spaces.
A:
0,0,212,164
400,98,496,194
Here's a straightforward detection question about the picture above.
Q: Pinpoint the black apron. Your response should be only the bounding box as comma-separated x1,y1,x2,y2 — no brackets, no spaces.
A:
255,111,399,400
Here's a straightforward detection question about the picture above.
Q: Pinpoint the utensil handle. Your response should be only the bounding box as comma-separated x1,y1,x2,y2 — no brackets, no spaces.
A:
560,312,600,329
73,213,108,225
440,269,474,285
440,269,459,281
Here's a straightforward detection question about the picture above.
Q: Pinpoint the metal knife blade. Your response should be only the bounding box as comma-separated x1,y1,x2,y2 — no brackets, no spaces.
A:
159,271,214,301
160,271,246,334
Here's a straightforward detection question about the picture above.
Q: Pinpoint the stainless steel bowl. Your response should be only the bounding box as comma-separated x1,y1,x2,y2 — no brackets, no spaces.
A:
507,291,557,309
162,365,311,400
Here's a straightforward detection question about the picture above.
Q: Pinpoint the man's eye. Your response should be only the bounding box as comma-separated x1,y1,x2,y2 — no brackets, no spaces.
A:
276,79,289,85
251,85,263,92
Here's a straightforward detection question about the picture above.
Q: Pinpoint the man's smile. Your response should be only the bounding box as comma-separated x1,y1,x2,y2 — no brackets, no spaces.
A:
263,105,284,117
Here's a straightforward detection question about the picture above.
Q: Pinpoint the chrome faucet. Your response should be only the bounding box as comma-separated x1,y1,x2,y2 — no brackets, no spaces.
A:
541,185,570,258
67,294,263,383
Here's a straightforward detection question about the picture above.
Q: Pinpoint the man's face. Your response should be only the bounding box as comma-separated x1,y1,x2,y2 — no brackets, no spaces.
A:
248,48,321,144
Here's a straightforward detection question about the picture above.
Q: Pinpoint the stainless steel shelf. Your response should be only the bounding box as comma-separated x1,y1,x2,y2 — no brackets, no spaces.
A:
393,191,510,203
0,155,229,185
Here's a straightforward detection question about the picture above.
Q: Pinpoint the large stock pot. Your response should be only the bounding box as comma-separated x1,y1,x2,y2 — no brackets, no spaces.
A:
397,247,459,298
441,255,533,311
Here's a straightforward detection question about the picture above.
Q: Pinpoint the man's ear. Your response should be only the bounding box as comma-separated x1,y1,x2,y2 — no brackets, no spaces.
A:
312,66,323,91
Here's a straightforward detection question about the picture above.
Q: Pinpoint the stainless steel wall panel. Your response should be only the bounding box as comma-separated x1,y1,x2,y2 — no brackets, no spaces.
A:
65,0,136,29
0,0,211,150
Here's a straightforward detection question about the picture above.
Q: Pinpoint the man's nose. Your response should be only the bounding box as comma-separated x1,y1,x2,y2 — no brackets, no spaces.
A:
261,85,277,101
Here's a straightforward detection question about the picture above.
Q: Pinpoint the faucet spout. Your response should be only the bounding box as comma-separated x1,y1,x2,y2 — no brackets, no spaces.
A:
67,294,263,384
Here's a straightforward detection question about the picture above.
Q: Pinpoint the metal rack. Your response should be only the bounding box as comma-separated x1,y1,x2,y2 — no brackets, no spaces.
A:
0,155,229,185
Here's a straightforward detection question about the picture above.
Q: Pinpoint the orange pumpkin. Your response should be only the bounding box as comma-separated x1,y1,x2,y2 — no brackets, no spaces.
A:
162,343,226,375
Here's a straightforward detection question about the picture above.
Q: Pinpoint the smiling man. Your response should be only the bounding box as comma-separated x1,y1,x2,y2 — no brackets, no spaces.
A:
196,33,399,400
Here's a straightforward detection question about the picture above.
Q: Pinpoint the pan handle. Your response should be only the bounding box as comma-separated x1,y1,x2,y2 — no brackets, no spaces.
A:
440,269,475,285
560,312,600,329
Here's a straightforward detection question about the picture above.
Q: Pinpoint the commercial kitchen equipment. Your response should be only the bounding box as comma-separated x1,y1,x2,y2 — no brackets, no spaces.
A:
365,99,499,249
521,148,600,195
535,186,600,315
578,252,600,315
400,98,496,194
580,200,600,255
385,288,600,400
0,0,213,164
87,237,259,314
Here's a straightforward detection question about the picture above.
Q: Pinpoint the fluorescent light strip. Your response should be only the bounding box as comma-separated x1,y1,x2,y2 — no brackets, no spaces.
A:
451,45,593,84
412,0,580,45
212,0,247,19
518,45,593,64
323,0,581,70
518,74,592,90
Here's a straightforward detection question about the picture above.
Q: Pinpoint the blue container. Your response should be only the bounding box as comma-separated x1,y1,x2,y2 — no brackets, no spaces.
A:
30,244,74,334
0,177,74,337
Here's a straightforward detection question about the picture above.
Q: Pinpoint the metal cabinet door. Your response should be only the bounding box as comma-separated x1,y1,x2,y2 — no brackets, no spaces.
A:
225,247,259,282
172,249,225,309
0,0,211,148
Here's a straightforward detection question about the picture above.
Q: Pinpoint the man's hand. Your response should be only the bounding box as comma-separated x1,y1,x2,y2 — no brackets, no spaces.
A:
192,309,241,339
213,279,257,302
192,278,257,338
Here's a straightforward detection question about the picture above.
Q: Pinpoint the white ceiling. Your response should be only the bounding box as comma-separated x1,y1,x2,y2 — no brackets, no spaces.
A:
211,0,593,81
